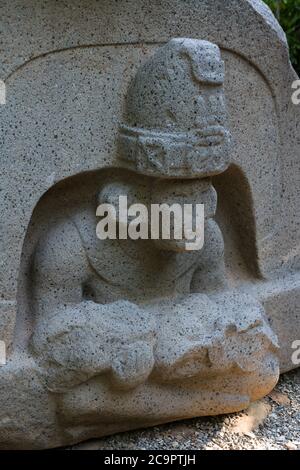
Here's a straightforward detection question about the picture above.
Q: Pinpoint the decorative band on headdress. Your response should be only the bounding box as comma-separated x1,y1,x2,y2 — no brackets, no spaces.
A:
119,124,231,178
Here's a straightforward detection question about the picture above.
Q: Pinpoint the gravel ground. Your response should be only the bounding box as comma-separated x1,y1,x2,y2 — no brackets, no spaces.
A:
71,368,300,450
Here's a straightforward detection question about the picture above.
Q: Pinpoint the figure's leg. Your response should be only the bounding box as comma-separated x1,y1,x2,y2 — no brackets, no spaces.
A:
152,292,279,396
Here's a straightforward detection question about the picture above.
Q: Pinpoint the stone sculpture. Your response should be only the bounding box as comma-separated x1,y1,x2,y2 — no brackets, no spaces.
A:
0,0,299,450
30,38,279,398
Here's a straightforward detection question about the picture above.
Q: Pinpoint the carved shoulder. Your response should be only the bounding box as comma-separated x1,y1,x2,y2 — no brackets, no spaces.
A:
33,218,89,288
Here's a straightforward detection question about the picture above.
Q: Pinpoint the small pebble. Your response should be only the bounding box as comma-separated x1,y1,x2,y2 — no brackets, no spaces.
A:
285,442,298,451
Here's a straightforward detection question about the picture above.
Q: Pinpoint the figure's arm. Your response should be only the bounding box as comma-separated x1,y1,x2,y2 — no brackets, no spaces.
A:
191,219,228,294
31,218,89,322
30,219,156,392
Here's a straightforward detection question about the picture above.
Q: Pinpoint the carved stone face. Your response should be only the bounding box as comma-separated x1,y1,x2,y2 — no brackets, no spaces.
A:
97,175,216,253
150,178,217,253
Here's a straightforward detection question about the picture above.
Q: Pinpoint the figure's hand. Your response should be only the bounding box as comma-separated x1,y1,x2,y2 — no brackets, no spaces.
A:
30,300,157,392
153,292,279,384
111,341,155,390
153,295,218,382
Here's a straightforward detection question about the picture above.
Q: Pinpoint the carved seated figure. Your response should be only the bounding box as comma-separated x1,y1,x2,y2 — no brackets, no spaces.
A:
8,39,279,446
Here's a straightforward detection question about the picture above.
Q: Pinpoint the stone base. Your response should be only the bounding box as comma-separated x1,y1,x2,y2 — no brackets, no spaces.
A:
0,290,282,449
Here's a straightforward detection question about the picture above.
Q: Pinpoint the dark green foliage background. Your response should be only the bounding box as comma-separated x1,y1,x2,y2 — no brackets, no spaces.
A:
264,0,300,74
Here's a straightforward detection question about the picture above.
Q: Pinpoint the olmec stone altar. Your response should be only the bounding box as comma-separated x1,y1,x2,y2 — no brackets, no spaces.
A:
0,0,299,449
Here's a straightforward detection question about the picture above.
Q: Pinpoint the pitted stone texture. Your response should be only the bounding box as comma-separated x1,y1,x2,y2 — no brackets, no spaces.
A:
31,301,157,393
0,294,279,450
119,38,231,178
152,293,278,381
0,354,59,450
0,0,299,309
0,0,299,450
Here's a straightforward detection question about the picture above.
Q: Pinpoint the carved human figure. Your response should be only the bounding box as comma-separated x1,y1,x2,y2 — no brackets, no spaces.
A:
29,39,278,419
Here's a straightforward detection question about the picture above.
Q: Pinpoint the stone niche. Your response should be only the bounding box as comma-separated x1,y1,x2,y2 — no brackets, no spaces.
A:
0,0,299,449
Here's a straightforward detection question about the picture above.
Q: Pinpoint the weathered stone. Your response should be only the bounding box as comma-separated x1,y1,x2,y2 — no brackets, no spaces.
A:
0,0,299,449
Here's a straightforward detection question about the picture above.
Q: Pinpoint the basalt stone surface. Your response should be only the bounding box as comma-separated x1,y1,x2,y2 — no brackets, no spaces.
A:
0,0,299,449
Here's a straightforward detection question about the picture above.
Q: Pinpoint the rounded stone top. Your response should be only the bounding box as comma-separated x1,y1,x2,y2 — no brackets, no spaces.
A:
124,38,225,130
119,38,231,178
